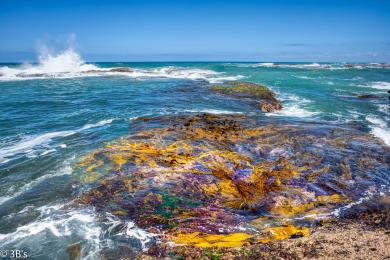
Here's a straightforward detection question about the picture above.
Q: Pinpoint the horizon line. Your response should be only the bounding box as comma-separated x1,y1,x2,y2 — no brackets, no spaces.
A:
0,60,389,64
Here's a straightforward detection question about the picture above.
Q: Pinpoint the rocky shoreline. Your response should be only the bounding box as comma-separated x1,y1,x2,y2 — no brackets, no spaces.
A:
149,200,389,259
72,81,389,259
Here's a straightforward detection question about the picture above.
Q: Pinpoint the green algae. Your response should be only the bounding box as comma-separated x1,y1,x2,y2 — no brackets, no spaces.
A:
210,81,282,112
211,81,276,100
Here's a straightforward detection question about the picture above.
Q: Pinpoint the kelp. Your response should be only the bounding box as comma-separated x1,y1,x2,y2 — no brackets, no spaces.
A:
75,113,390,249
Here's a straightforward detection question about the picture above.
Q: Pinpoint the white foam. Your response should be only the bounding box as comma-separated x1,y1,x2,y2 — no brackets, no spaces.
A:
266,104,319,118
123,222,155,250
183,109,243,115
362,81,390,90
332,186,390,217
0,205,103,259
264,93,318,118
366,116,390,146
291,75,315,80
207,75,244,83
106,66,244,83
251,63,335,69
0,119,114,164
0,53,243,83
102,213,155,251
250,62,275,67
377,104,389,114
81,118,114,130
0,130,75,164
0,48,98,80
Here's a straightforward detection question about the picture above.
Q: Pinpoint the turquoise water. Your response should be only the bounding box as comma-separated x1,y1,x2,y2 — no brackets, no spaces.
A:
0,54,389,258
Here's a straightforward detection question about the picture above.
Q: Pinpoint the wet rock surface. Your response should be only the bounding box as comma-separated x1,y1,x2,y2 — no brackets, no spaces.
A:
356,94,381,99
109,67,134,73
210,82,283,112
75,113,389,256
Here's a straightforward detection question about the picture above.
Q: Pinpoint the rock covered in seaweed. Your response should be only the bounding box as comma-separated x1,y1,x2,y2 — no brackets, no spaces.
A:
75,113,389,250
210,81,283,112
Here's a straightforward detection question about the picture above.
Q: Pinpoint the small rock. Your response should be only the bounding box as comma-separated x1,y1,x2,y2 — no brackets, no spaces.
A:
357,94,381,99
67,242,81,260
259,101,282,112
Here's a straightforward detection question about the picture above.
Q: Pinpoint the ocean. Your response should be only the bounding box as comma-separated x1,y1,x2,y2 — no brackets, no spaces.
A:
0,50,389,259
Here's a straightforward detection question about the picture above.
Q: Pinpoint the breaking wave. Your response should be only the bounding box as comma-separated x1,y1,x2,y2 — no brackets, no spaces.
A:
361,81,390,90
0,49,243,83
229,62,390,70
0,203,154,258
366,116,390,146
266,104,319,118
266,94,319,118
0,48,98,80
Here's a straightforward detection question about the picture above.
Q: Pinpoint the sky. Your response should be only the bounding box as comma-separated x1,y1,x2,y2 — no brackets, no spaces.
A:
0,0,390,62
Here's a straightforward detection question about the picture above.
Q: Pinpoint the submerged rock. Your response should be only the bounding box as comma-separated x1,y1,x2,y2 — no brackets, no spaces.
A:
210,81,282,112
84,67,134,74
75,114,389,250
109,67,133,73
16,73,45,78
356,94,381,99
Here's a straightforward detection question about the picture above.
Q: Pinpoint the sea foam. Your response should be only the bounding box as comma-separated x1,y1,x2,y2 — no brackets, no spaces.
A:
0,50,243,83
366,116,390,146
0,49,98,80
362,81,390,90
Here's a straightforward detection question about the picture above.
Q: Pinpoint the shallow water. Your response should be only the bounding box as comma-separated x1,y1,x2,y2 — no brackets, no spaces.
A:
0,54,389,258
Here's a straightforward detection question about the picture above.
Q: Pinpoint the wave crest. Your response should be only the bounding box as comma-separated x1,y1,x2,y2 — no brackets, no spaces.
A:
0,49,243,83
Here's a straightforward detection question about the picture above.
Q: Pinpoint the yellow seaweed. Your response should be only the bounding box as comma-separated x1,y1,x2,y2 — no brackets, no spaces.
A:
171,232,252,248
258,225,310,243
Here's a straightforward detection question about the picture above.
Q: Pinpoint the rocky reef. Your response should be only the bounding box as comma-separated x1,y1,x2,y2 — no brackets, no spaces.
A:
210,82,282,112
75,113,389,257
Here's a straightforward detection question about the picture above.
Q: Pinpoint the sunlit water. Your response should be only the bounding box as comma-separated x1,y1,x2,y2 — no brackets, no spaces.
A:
0,50,389,259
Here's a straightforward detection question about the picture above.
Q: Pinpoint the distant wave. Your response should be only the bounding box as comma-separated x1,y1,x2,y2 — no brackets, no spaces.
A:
228,62,390,70
80,118,114,130
291,75,316,80
360,81,390,90
0,49,243,83
182,109,244,115
0,118,114,164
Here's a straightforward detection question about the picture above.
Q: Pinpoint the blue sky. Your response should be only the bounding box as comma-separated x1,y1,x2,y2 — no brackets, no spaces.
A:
0,0,389,62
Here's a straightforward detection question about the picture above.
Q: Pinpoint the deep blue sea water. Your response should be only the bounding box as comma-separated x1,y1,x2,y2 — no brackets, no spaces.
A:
0,51,389,258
